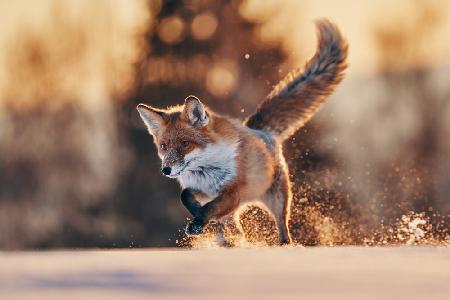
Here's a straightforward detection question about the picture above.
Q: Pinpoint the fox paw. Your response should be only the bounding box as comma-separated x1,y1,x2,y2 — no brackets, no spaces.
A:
185,218,204,235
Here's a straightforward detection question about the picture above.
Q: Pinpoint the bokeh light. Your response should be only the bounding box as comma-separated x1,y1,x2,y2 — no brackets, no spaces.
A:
0,0,448,249
158,16,185,45
191,12,218,40
206,60,238,97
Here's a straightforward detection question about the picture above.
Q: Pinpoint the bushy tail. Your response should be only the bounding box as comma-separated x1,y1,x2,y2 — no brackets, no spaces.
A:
245,19,348,141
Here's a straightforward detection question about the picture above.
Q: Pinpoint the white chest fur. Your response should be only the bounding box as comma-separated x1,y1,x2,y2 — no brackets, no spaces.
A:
178,140,238,200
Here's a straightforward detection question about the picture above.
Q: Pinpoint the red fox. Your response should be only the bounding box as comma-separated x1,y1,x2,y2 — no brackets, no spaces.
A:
137,19,348,245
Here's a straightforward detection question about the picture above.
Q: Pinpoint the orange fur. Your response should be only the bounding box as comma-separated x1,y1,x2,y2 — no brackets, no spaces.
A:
137,20,348,245
245,19,348,141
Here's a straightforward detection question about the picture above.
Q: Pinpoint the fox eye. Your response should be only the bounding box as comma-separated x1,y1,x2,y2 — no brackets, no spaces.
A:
160,143,168,151
181,141,190,148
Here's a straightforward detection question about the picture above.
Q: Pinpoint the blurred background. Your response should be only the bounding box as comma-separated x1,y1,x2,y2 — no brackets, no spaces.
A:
0,0,449,249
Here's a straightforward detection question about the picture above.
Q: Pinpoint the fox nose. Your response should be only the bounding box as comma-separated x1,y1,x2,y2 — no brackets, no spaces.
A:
161,167,171,176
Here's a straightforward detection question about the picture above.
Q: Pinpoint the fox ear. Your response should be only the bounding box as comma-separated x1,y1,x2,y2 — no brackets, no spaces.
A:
136,104,166,135
183,95,209,127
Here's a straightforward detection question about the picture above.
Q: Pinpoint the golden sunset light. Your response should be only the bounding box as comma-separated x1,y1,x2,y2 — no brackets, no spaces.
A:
0,1,449,299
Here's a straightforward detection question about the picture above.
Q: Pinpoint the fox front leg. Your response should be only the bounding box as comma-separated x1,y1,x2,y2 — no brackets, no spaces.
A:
181,188,206,235
180,188,202,217
186,188,240,236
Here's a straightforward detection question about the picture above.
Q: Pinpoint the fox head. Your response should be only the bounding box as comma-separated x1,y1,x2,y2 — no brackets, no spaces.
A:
137,95,214,178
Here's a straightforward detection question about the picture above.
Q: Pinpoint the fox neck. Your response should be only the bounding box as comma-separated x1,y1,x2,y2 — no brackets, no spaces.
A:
178,139,238,200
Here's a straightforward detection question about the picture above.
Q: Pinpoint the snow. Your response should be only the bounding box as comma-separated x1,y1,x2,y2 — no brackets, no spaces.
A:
1,247,449,299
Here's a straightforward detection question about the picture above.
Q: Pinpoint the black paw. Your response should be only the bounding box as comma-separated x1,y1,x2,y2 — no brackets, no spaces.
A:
185,218,204,235
279,238,291,246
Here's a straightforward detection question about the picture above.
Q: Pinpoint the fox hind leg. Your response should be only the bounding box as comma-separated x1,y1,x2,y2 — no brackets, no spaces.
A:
216,213,244,247
261,165,292,245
